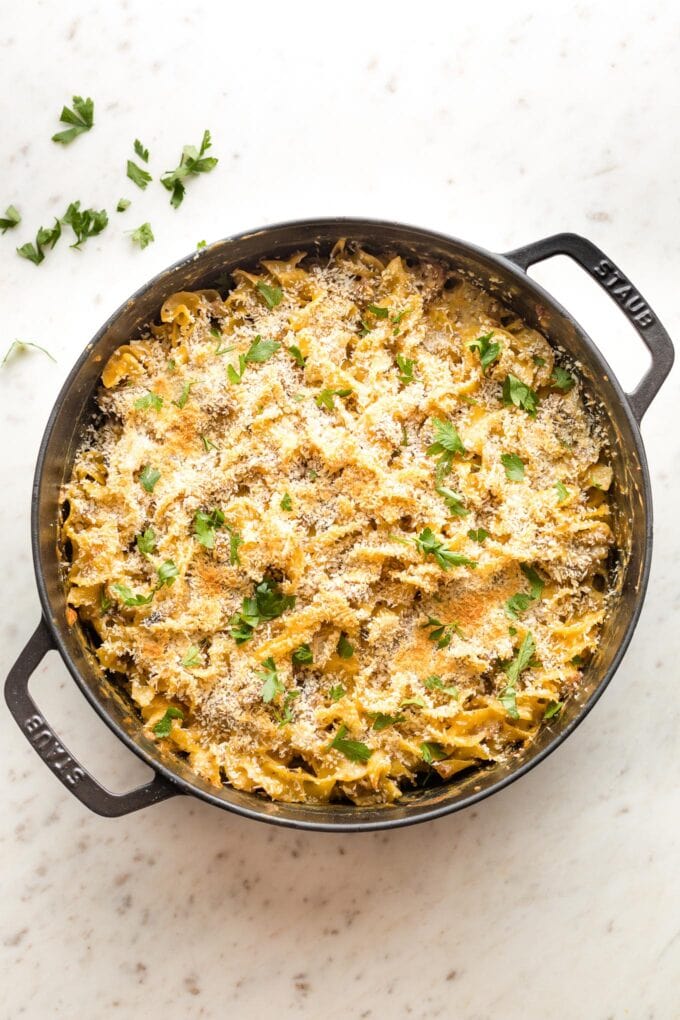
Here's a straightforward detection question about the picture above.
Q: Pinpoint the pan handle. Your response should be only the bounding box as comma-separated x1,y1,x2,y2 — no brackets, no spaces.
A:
503,232,674,422
4,618,181,817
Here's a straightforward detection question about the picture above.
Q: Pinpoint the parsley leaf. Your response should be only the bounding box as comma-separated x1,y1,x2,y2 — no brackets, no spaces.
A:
172,382,192,409
153,706,183,737
401,696,426,709
396,354,415,385
275,688,301,726
315,387,352,411
543,700,563,720
116,198,130,213
503,631,536,685
136,527,157,557
555,481,569,503
256,281,283,309
421,741,448,764
227,354,246,384
422,616,464,648
161,129,218,208
498,686,519,719
52,95,94,144
113,583,154,607
63,202,108,249
551,366,575,392
201,435,217,452
193,508,225,549
436,485,469,517
134,390,163,411
228,577,295,644
426,417,465,475
280,492,293,511
506,564,544,619
17,219,62,264
469,331,501,372
139,465,160,493
134,138,149,163
467,527,488,544
423,674,459,697
366,303,389,318
337,634,354,659
228,528,243,566
182,646,201,669
245,335,280,363
259,657,284,703
292,643,313,665
156,559,179,588
502,374,539,416
0,205,20,234
329,724,373,763
501,453,525,481
330,684,346,702
414,528,477,570
1,340,55,366
130,222,154,249
288,345,306,367
371,712,405,731
127,160,152,190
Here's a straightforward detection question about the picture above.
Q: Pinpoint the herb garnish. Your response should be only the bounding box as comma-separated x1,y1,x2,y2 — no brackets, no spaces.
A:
17,219,62,265
172,382,192,408
413,528,477,570
421,741,448,764
153,706,183,737
112,583,154,607
329,724,373,763
193,508,225,549
292,644,313,665
280,492,293,511
156,559,179,588
500,453,525,481
139,465,160,492
134,390,163,411
502,373,539,416
503,631,537,685
161,129,218,208
315,387,352,411
423,675,459,697
426,418,465,476
227,336,280,383
551,367,574,392
228,577,295,644
1,340,55,366
130,222,154,249
422,616,464,649
555,481,569,502
371,712,405,731
288,345,306,367
366,304,389,318
63,202,108,249
134,139,149,163
543,700,563,720
182,646,201,669
259,657,284,703
116,198,130,213
330,684,346,702
200,435,217,452
436,485,469,517
337,634,354,659
136,527,157,557
469,331,501,373
228,528,243,566
127,160,152,190
52,95,94,144
506,564,544,619
467,527,488,544
256,281,283,309
0,205,20,234
396,354,415,385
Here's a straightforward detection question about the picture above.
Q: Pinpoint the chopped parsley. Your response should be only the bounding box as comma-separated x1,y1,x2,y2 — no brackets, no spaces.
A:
136,527,157,557
139,465,160,493
288,345,306,367
503,631,537,685
506,564,544,619
498,686,519,719
413,528,477,570
113,583,154,607
200,435,217,451
500,453,525,481
156,559,179,588
292,643,313,665
555,481,569,502
228,577,295,644
193,508,225,549
423,675,459,697
0,205,20,234
366,303,389,318
371,712,405,731
130,222,154,249
502,373,539,416
228,528,243,566
116,198,130,213
329,724,373,763
401,696,426,709
161,129,218,208
426,418,465,476
63,202,108,249
275,689,301,727
51,95,94,144
280,492,293,511
172,381,192,408
337,634,354,659
330,684,347,702
436,485,469,517
197,239,207,250
543,700,563,720
182,646,201,669
551,366,575,392
422,616,463,649
259,657,284,703
532,355,546,367
17,219,62,264
421,741,448,764
395,354,415,385
134,138,149,163
153,706,183,737
256,281,283,309
228,336,280,382
1,340,55,366
127,160,152,190
315,387,352,411
134,390,163,411
467,527,488,544
469,331,501,373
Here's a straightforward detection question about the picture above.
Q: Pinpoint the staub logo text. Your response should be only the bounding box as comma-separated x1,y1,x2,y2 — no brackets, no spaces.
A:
24,714,85,786
593,258,654,327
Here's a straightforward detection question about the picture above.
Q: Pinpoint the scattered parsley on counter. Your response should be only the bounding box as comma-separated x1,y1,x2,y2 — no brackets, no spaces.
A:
127,159,152,190
130,222,154,249
134,139,149,163
0,205,20,234
161,129,218,208
329,725,373,763
116,198,130,212
63,202,108,249
17,219,62,265
52,95,94,144
2,340,55,366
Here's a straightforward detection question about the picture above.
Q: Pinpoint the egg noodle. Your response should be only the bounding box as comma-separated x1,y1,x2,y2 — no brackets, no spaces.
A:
61,242,615,805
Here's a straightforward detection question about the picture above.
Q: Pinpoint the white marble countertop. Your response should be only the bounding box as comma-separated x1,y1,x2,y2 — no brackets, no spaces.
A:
1,2,678,1017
